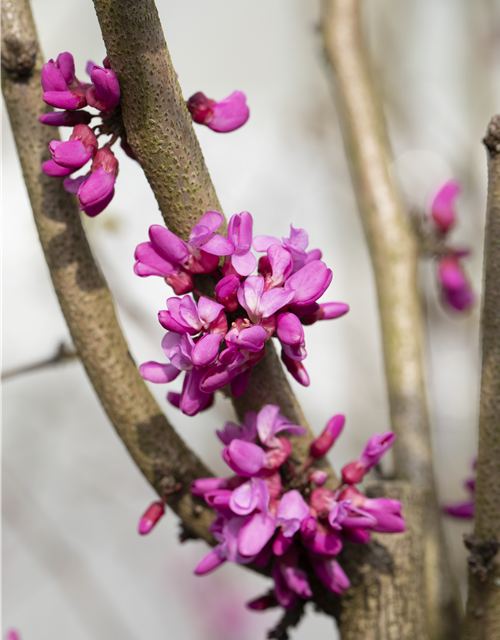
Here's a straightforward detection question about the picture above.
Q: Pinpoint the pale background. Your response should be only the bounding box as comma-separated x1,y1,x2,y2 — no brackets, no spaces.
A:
3,1,500,638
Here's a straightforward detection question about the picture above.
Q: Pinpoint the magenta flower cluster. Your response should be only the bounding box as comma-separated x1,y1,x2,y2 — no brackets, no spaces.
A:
188,406,403,610
40,53,250,218
135,211,349,415
429,180,474,312
39,53,123,217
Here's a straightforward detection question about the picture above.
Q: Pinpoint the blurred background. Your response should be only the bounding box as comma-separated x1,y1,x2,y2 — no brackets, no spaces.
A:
3,0,500,638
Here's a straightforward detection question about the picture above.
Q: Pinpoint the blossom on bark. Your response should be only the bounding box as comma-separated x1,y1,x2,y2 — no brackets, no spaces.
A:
186,405,403,615
186,91,250,132
136,212,349,414
39,52,131,217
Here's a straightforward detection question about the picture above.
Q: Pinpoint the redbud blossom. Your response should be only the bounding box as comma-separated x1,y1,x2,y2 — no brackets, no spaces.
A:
341,460,366,485
430,179,461,234
186,91,249,133
138,501,165,535
309,414,345,458
308,470,327,486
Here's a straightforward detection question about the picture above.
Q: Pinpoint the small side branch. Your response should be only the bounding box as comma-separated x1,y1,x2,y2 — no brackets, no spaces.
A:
2,342,78,381
462,115,500,639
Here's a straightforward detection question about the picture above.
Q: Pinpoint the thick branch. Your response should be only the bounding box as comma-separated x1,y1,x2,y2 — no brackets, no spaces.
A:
90,0,325,470
462,116,500,640
1,0,215,543
91,0,221,239
335,482,429,639
320,1,462,637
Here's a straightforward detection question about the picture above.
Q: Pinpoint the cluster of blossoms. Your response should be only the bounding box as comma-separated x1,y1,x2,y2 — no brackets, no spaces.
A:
428,180,474,312
139,406,404,611
39,53,124,217
442,458,475,520
135,211,349,415
39,52,249,218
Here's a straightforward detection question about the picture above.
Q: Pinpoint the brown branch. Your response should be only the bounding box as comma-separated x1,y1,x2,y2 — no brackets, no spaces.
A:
91,0,222,239
462,116,500,640
90,0,330,475
319,0,462,636
1,0,215,544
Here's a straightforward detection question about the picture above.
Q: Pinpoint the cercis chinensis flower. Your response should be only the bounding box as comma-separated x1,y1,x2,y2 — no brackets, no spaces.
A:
190,406,403,610
39,52,249,218
135,211,349,416
424,180,475,312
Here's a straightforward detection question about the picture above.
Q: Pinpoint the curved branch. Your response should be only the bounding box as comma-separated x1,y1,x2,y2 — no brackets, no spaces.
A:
1,0,215,543
90,0,328,472
320,0,462,636
462,115,500,639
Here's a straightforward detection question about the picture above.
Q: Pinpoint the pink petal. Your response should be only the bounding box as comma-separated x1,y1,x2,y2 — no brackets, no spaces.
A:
149,224,189,264
206,91,250,133
49,139,92,169
231,250,257,276
191,333,224,367
253,235,281,252
77,167,115,207
194,547,226,575
43,89,87,110
430,179,461,234
56,52,75,85
41,159,74,177
139,361,180,383
238,512,276,557
41,60,67,92
285,260,333,306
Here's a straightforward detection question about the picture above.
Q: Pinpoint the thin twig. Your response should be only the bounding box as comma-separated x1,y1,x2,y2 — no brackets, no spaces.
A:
2,342,78,381
462,115,500,640
319,0,462,636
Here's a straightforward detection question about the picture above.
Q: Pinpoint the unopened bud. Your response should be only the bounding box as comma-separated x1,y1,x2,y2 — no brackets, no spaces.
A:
308,470,327,486
309,414,345,458
341,461,366,485
300,515,318,541
246,594,278,611
138,501,165,535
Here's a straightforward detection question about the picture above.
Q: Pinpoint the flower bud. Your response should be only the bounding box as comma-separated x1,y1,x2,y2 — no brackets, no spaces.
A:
430,179,461,234
309,414,345,458
341,460,366,485
300,515,318,541
308,470,327,486
138,500,165,535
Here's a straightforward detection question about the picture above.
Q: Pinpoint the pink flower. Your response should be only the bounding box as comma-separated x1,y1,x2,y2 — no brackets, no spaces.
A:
275,490,310,537
430,179,462,234
138,500,165,534
309,414,345,458
86,65,120,111
226,212,257,276
187,91,250,133
42,53,87,110
48,123,98,170
135,211,234,280
76,147,119,217
437,256,474,312
309,556,350,595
